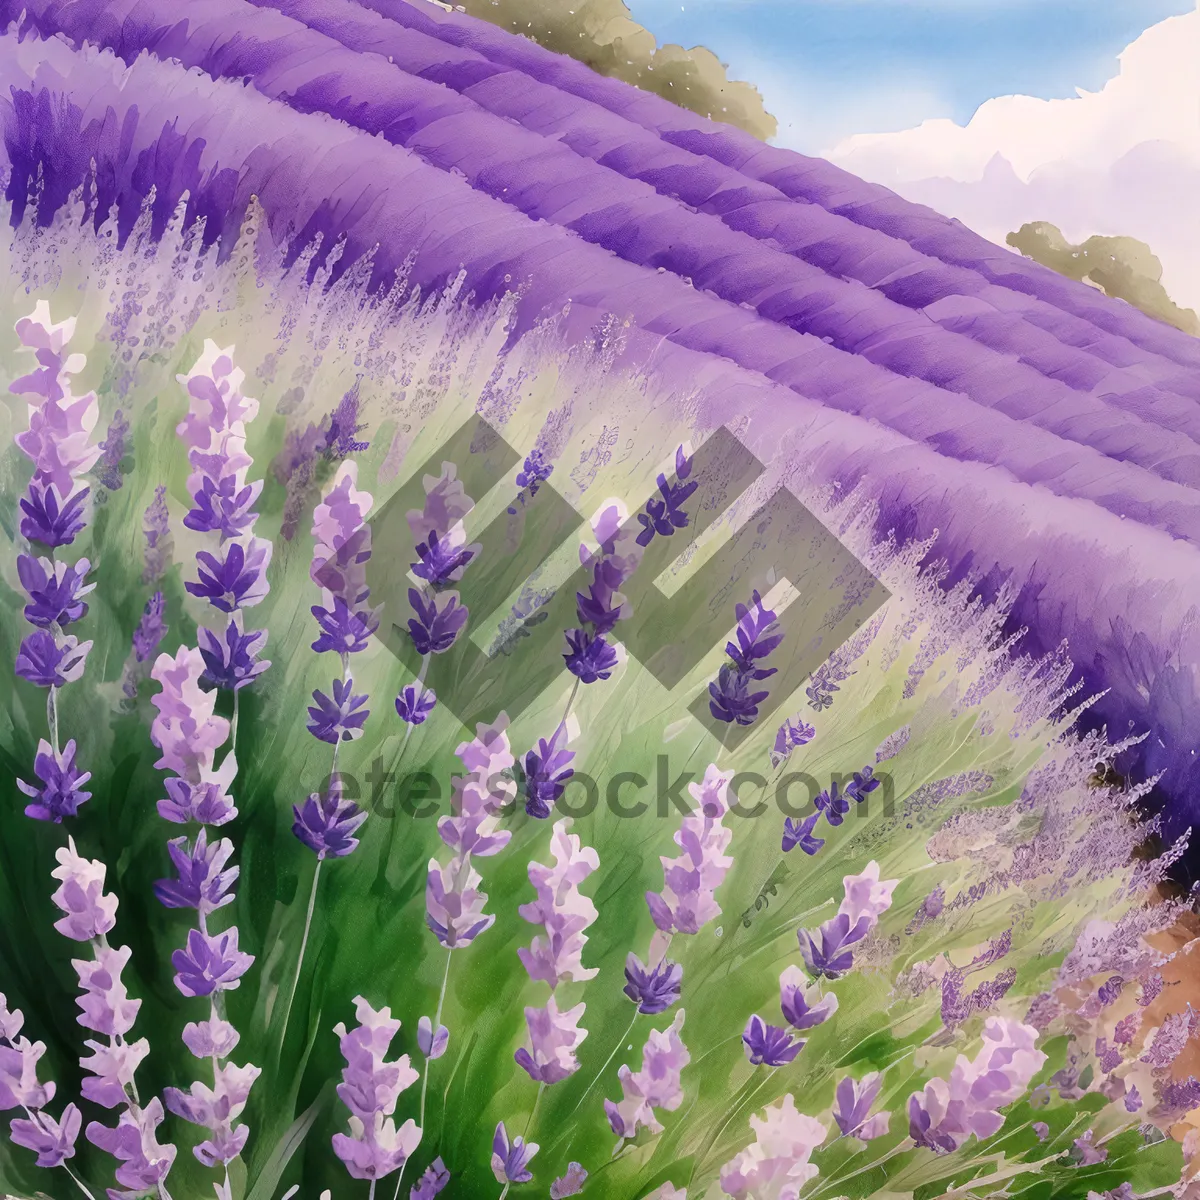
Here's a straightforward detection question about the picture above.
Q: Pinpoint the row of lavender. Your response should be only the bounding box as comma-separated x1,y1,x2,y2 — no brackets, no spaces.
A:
10,0,1200,485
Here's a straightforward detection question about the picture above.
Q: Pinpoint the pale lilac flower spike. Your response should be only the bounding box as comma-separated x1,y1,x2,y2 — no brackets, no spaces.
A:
719,1095,825,1199
0,993,82,1172
908,1017,1046,1153
605,1010,689,1141
833,1072,891,1141
491,1121,538,1185
646,764,735,935
331,996,421,1181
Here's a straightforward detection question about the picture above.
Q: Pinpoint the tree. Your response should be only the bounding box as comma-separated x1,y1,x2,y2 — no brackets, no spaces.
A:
1007,221,1199,337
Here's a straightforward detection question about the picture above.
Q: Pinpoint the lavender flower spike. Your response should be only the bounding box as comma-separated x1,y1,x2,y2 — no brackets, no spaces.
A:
517,819,600,988
624,953,684,1015
17,739,91,822
86,1099,176,1196
719,1094,825,1199
908,1017,1046,1153
779,966,839,1031
709,590,783,727
514,995,588,1085
604,1011,689,1140
646,764,735,935
742,1015,803,1067
331,996,421,1181
312,460,380,647
522,720,578,820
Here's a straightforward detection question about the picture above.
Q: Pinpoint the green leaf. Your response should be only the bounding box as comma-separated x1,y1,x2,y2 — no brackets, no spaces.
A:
245,1082,334,1200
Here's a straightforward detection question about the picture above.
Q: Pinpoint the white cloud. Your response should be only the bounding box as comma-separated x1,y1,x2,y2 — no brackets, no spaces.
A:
825,4,1200,310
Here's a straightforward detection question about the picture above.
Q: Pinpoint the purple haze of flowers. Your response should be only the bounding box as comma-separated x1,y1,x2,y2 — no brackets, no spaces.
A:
171,928,253,998
142,485,173,584
492,1121,538,1185
779,966,839,1031
308,677,371,744
624,953,683,1015
646,765,735,935
709,590,782,728
17,555,93,628
514,995,589,1085
426,717,515,948
153,829,239,915
132,592,168,663
331,996,421,1181
411,1156,451,1200
197,621,270,692
15,630,91,689
17,739,91,822
85,1098,177,1197
604,1011,689,1140
396,683,437,726
637,445,696,546
908,1017,1047,1154
92,409,128,492
771,717,816,768
833,1073,891,1141
522,721,576,819
742,1015,803,1067
517,819,600,989
782,813,824,855
293,781,369,860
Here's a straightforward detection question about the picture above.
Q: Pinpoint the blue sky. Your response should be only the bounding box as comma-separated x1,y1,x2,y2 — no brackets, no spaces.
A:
627,0,1196,152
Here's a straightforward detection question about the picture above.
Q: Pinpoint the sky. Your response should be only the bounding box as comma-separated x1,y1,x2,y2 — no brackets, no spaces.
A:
627,0,1195,154
628,0,1200,311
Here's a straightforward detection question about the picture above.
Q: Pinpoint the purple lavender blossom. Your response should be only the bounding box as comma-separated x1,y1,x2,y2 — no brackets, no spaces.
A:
85,1099,176,1196
814,780,850,826
311,597,376,655
171,928,254,997
604,1011,689,1140
19,482,88,548
396,683,437,726
307,678,370,744
709,590,782,727
846,766,880,804
564,628,619,683
153,829,239,915
798,913,869,979
550,1163,587,1198
411,1157,451,1200
782,812,824,855
197,621,270,692
292,785,369,860
833,1073,891,1141
132,592,168,662
158,777,237,827
709,663,770,725
636,445,696,546
50,838,118,942
623,953,683,1015
16,739,92,822
513,997,588,1084
523,721,575,819
742,1014,803,1066
17,555,93,628
183,474,262,541
186,538,272,612
408,590,469,656
507,449,553,513
412,530,477,590
1033,1121,1050,1141
771,717,816,768
1072,1131,1107,1165
15,631,91,689
164,1061,262,1168
779,966,838,1030
416,1017,449,1061
323,380,371,460
9,1102,81,1168
491,1121,538,1185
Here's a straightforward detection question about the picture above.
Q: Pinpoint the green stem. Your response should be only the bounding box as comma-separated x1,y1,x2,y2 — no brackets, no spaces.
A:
48,686,60,755
695,1067,777,1179
277,855,323,1052
62,1163,97,1200
563,1009,638,1129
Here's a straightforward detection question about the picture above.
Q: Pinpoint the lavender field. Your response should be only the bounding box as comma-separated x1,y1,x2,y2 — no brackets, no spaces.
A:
0,2,1198,1199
